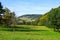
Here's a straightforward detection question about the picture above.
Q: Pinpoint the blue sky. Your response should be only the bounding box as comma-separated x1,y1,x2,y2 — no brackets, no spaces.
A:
0,0,60,16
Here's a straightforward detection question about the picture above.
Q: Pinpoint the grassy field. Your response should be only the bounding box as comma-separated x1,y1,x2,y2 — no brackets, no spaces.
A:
0,25,60,40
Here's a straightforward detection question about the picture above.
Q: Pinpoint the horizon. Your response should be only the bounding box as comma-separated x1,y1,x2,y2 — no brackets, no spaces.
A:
0,0,60,16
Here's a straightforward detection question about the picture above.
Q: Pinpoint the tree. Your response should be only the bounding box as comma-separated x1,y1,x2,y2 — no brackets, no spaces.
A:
9,12,16,27
0,2,5,25
47,6,60,31
2,8,10,26
38,6,60,32
38,13,48,26
2,7,16,27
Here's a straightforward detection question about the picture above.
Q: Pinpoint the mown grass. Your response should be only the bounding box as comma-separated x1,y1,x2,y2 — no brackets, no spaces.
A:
0,25,60,40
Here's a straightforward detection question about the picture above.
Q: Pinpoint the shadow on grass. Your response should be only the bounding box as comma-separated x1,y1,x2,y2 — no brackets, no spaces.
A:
15,30,48,32
0,26,49,32
0,28,48,32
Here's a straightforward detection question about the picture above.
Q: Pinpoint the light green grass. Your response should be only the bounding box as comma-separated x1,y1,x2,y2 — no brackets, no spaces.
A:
16,25,51,30
0,25,60,40
0,31,60,40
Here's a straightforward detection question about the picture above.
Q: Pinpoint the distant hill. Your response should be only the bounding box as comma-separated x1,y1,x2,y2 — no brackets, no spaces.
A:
18,14,42,18
17,14,42,24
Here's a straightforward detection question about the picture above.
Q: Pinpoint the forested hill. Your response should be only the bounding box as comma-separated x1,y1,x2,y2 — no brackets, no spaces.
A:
18,14,42,19
38,6,60,31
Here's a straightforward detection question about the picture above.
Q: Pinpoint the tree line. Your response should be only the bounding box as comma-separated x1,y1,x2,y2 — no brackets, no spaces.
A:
38,6,60,32
0,2,16,27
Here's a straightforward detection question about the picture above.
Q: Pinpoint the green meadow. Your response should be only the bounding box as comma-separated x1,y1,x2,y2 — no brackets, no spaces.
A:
0,25,60,40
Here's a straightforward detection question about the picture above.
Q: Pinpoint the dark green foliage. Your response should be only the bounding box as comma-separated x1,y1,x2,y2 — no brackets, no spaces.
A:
0,2,3,12
0,2,5,25
47,7,60,31
38,6,60,31
0,2,16,28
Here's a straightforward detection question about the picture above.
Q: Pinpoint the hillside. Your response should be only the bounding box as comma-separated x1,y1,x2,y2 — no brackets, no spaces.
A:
18,14,42,22
38,6,60,31
18,14,42,18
